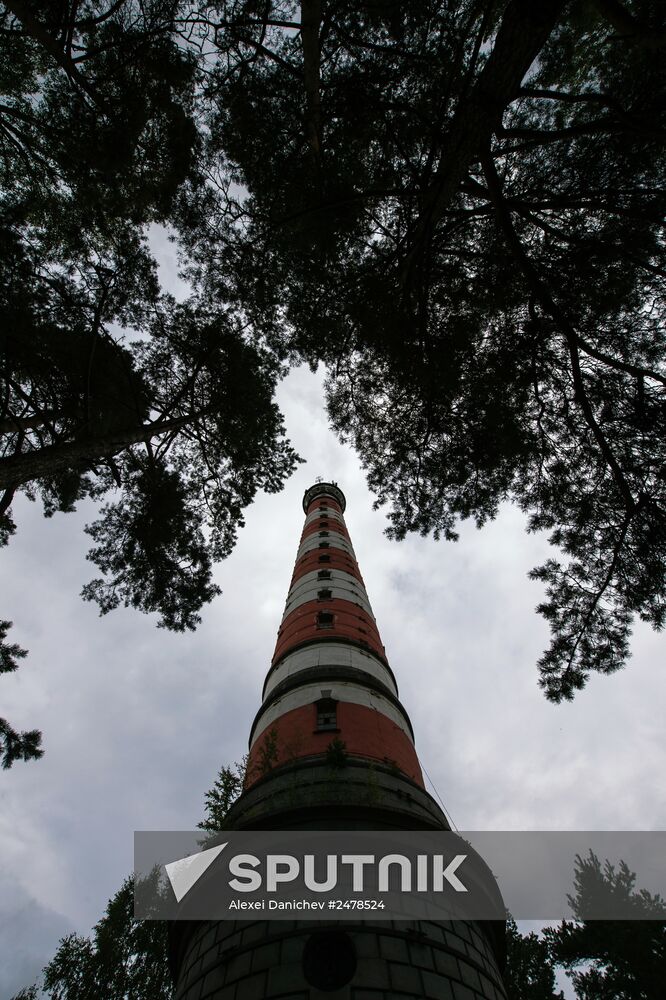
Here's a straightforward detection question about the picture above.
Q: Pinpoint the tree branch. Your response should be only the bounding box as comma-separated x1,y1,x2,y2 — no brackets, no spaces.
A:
481,147,637,512
301,0,322,164
401,0,566,271
0,412,210,491
3,0,104,108
0,410,65,435
558,506,635,692
592,0,666,49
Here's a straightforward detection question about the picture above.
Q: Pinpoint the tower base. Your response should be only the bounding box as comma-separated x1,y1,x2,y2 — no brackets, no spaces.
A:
171,917,507,999
169,761,507,999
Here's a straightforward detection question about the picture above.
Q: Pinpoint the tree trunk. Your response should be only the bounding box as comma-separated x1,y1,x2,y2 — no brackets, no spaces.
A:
0,414,198,490
0,410,64,435
404,0,567,263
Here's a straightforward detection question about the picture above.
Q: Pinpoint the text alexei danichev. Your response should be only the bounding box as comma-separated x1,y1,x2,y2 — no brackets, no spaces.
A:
229,899,326,911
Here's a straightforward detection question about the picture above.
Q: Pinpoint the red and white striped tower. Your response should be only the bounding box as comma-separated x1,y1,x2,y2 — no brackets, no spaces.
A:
170,482,508,1000
246,481,423,788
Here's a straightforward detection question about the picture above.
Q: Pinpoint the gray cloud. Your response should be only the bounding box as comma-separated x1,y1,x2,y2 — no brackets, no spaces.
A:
0,873,72,999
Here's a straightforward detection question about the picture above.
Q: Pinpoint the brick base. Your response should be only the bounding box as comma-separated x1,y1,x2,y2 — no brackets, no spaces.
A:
172,919,507,1000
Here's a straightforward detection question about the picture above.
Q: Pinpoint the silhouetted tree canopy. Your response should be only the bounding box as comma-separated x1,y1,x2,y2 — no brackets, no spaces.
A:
504,915,564,1000
197,757,246,832
2,1,665,701
0,0,198,222
0,619,42,767
0,1,300,644
38,872,172,1000
545,851,666,1000
174,0,666,700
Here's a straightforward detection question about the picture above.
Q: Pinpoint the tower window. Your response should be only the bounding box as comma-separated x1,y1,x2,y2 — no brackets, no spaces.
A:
318,530,329,537
317,569,331,580
303,930,356,991
319,520,329,527
318,541,330,549
316,611,334,628
315,697,338,730
318,554,330,563
318,589,332,600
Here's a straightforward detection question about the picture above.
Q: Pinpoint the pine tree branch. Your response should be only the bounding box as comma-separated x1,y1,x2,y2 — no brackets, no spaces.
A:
0,487,15,517
301,0,322,165
592,0,666,49
557,507,635,693
401,0,567,272
0,409,65,435
3,1,105,108
481,147,637,512
0,411,211,491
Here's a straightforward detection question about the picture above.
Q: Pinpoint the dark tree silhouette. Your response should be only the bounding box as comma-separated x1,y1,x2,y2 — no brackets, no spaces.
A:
545,851,666,1000
0,619,42,768
504,916,564,1000
0,2,300,640
39,872,172,1000
197,758,246,832
175,0,666,700
0,1,198,223
4,3,665,700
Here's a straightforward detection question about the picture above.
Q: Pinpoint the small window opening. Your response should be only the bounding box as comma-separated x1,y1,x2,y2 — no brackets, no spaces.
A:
317,569,331,580
319,519,329,527
317,611,334,628
316,698,338,730
318,554,331,563
319,530,329,537
318,541,330,549
318,588,332,600
303,929,356,989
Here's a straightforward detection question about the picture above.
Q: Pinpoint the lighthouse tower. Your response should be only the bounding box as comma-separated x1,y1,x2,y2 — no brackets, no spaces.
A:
170,482,507,999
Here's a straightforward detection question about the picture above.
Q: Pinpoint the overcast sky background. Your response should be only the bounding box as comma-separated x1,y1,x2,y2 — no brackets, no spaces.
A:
1,236,664,999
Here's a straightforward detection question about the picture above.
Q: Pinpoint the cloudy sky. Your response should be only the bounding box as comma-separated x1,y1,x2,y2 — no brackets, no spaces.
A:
1,241,664,999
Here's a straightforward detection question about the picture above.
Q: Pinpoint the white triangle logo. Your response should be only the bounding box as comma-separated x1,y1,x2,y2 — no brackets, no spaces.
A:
165,843,227,902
